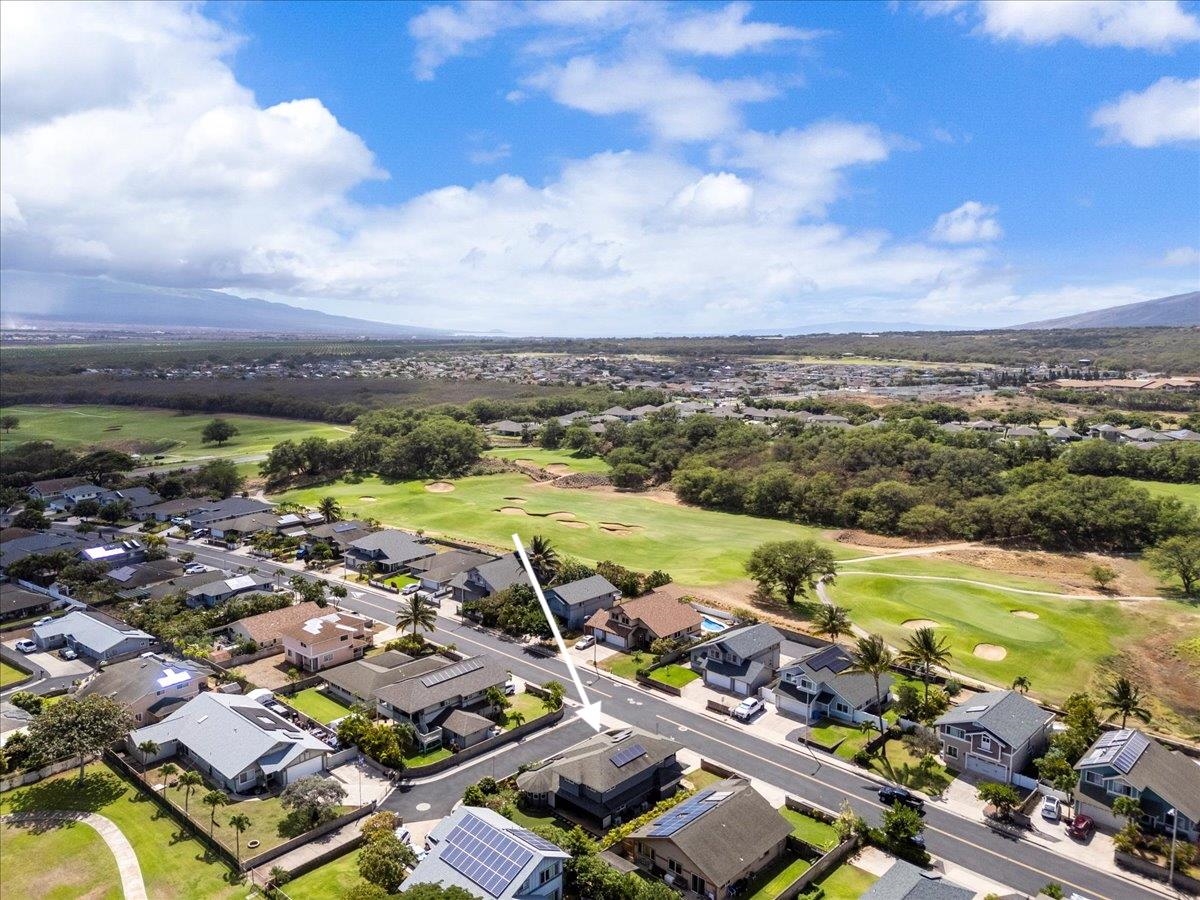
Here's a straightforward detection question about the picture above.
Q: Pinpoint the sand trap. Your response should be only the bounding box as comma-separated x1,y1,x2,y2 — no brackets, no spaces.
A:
359,496,378,503
1012,610,1040,620
502,496,527,503
558,520,589,529
974,643,1008,661
498,507,527,516
547,512,577,521
425,481,455,493
902,619,939,629
545,463,572,475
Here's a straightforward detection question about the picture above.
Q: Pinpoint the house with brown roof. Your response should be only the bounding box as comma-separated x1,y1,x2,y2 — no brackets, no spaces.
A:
222,600,325,654
585,592,702,650
281,609,374,673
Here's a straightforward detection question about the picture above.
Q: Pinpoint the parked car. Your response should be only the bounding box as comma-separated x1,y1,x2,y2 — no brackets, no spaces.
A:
184,563,207,574
401,582,421,596
58,647,79,660
504,673,517,696
14,639,37,653
732,697,765,721
574,635,596,650
878,786,925,814
32,617,54,628
1067,813,1095,840
1040,796,1061,822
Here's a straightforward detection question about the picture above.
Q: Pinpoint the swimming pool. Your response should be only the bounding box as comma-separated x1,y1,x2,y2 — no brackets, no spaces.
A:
701,615,730,633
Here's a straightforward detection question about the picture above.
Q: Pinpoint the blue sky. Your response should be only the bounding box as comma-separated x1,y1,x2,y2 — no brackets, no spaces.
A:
2,1,1198,334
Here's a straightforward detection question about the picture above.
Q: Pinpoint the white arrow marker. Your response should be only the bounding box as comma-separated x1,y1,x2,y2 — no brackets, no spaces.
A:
512,533,603,732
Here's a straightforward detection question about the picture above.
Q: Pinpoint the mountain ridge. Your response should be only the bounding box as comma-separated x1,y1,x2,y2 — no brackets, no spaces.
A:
1013,291,1199,329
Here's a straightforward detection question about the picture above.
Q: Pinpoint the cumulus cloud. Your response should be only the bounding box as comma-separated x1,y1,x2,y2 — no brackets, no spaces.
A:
1091,76,1200,147
665,2,822,56
930,201,1003,243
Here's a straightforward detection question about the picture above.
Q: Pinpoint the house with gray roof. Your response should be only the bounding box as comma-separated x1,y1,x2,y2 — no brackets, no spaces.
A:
517,727,684,829
934,690,1054,784
410,548,498,593
401,806,568,900
768,644,892,725
96,486,163,516
128,692,330,794
0,531,94,574
546,574,620,630
303,519,374,555
343,529,434,574
103,558,185,591
451,552,527,603
27,477,95,503
185,573,273,608
78,651,208,725
862,860,973,900
689,623,783,696
78,539,147,570
624,776,791,900
32,610,154,662
374,653,508,750
186,497,275,528
1074,729,1200,841
0,583,53,621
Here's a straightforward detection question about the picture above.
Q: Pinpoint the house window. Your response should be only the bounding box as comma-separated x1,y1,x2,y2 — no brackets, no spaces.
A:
979,736,994,753
945,746,959,759
667,859,683,875
945,726,965,740
1083,770,1103,786
539,868,552,885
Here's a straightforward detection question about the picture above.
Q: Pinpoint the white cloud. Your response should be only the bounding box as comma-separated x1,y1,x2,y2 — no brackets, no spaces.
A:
1091,76,1200,147
468,142,513,164
665,172,754,225
930,201,1003,243
665,2,821,56
1159,246,1200,267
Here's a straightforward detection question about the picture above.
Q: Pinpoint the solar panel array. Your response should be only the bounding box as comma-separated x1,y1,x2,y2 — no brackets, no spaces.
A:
1112,731,1150,774
610,742,648,768
442,813,534,897
420,657,485,688
645,788,732,837
507,828,563,853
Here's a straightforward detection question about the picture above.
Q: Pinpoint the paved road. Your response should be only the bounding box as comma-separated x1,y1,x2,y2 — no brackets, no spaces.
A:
177,542,1166,900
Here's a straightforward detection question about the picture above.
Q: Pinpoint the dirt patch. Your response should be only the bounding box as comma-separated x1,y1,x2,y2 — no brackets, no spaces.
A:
974,643,1007,661
942,547,1161,597
1112,606,1200,731
558,520,589,529
903,619,940,629
425,481,455,493
1012,610,1040,620
498,507,527,516
359,496,378,502
826,529,925,550
545,463,572,475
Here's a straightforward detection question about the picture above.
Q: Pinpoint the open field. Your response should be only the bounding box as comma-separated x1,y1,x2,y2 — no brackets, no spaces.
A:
485,446,611,474
1134,479,1200,510
0,819,122,900
0,404,345,461
278,474,860,587
839,555,1065,593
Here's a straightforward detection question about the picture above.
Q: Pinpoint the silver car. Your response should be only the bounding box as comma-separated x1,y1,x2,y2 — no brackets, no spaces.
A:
1040,796,1061,822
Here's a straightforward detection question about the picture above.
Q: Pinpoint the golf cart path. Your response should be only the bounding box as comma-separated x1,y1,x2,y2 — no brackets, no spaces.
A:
3,810,147,900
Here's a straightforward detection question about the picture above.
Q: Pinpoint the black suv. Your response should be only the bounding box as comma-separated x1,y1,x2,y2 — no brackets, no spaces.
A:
878,786,925,814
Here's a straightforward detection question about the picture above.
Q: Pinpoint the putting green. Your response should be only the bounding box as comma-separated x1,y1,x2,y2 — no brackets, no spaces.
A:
484,447,610,474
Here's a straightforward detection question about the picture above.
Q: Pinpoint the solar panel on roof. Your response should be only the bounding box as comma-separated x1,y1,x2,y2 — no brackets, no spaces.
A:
645,788,733,837
333,522,356,532
420,657,485,688
1112,732,1150,774
442,813,534,897
610,743,648,768
507,828,562,853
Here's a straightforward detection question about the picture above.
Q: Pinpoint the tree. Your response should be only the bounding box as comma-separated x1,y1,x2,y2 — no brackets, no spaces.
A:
290,574,330,607
611,462,650,490
396,592,437,638
136,739,159,774
281,776,347,829
159,762,179,789
0,414,18,432
1011,674,1031,694
880,802,924,849
202,418,239,446
26,695,133,783
360,811,399,842
400,885,477,900
976,781,1021,820
812,604,851,643
744,539,837,604
195,459,243,498
12,508,48,530
850,633,894,736
528,535,559,583
1102,676,1151,728
1088,564,1118,591
318,496,343,523
9,692,43,715
1146,535,1200,596
72,498,101,519
228,812,252,864
202,789,228,836
178,770,203,815
543,681,566,712
898,626,953,703
358,832,417,893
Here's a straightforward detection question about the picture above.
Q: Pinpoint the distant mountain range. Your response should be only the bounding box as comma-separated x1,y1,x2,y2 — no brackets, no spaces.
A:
0,271,444,337
1013,291,1200,329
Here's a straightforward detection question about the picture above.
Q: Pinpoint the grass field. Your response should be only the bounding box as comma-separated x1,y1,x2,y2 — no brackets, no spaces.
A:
600,652,649,679
0,404,345,461
0,659,31,688
839,555,1064,593
485,447,611,474
0,819,122,900
1134,479,1200,510
814,864,878,900
278,473,855,587
746,852,811,899
502,691,548,728
869,738,953,795
779,807,839,852
282,687,355,725
269,848,402,899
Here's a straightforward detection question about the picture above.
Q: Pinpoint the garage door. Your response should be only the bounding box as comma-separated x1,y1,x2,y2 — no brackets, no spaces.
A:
706,672,732,691
776,693,808,718
284,756,326,785
598,630,627,649
967,756,1009,782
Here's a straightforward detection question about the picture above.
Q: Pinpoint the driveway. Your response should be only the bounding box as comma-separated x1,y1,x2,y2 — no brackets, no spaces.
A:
329,759,395,807
1,643,92,679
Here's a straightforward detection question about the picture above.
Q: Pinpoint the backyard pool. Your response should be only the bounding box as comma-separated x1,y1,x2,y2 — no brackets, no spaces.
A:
701,615,730,633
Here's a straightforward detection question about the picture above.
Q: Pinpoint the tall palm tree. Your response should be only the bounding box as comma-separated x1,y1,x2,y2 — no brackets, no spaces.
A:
396,592,437,638
898,627,953,702
228,813,252,864
317,496,342,524
1011,675,1031,694
1102,676,1151,728
136,739,159,775
849,633,895,737
159,763,178,789
203,790,228,837
178,770,203,815
812,605,851,644
527,535,559,583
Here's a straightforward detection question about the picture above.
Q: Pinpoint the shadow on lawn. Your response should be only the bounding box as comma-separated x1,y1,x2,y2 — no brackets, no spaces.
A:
3,770,127,818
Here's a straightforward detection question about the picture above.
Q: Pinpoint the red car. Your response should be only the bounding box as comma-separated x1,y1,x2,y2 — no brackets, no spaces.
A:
1067,813,1095,840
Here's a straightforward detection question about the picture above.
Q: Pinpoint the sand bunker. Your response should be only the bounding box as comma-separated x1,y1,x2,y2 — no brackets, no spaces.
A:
545,463,572,475
502,496,527,503
599,522,640,535
902,619,939,629
1012,610,1040,620
359,496,378,503
498,507,527,516
547,512,577,521
425,481,455,493
974,643,1008,661
558,520,589,529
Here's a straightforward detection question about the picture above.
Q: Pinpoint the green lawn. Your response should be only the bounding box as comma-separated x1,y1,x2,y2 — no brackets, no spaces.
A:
1134,479,1200,511
814,864,878,900
282,849,400,900
0,659,31,688
405,746,453,766
600,652,652,679
648,663,699,688
804,721,873,760
746,852,811,900
868,739,953,796
685,769,725,791
485,447,611,474
0,404,346,462
839,555,1064,593
278,473,855,587
0,762,243,900
1,819,122,900
279,687,355,725
779,807,839,852
383,573,420,590
502,691,550,729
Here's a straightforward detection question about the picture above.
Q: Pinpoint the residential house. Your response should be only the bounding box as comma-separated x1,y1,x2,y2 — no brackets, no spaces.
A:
78,651,208,725
78,539,147,570
141,498,210,523
222,600,326,654
1087,423,1124,442
1043,425,1082,442
934,690,1053,784
32,610,154,662
0,531,94,574
275,511,325,538
303,520,374,556
374,654,508,750
209,512,281,542
95,487,163,517
624,777,791,900
103,558,186,592
281,609,374,673
401,806,568,900
488,420,542,437
54,482,106,511
26,477,95,504
132,570,230,602
320,649,419,708
343,529,434,574
0,584,53,622
689,624,783,696
409,548,497,593
861,860,973,900
585,592,702,651
516,727,684,829
545,575,620,631
185,497,275,529
768,644,892,725
128,692,330,794
1073,729,1200,841
184,573,273,608
451,553,527,603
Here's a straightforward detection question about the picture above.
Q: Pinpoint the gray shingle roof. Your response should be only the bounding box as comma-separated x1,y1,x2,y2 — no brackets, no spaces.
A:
548,574,618,607
1076,729,1200,822
862,860,974,900
776,644,890,709
188,497,274,526
516,727,680,796
346,529,434,566
692,623,782,659
934,690,1052,749
32,610,153,655
79,652,208,707
409,549,498,584
319,651,426,702
0,584,52,617
471,553,526,594
375,654,507,715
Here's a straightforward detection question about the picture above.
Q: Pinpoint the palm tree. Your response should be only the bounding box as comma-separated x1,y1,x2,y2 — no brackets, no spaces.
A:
509,711,526,728
849,634,895,737
1011,675,1031,694
396,592,437,638
160,763,178,789
317,496,342,524
228,813,252,864
136,739,159,775
812,605,851,643
898,627,953,702
1102,676,1151,728
528,535,559,583
202,790,228,837
178,770,203,815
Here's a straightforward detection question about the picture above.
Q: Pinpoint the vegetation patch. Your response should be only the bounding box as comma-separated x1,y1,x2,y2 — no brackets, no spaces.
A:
745,852,811,900
0,819,122,900
648,664,700,689
779,807,839,852
0,660,31,688
281,688,355,725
